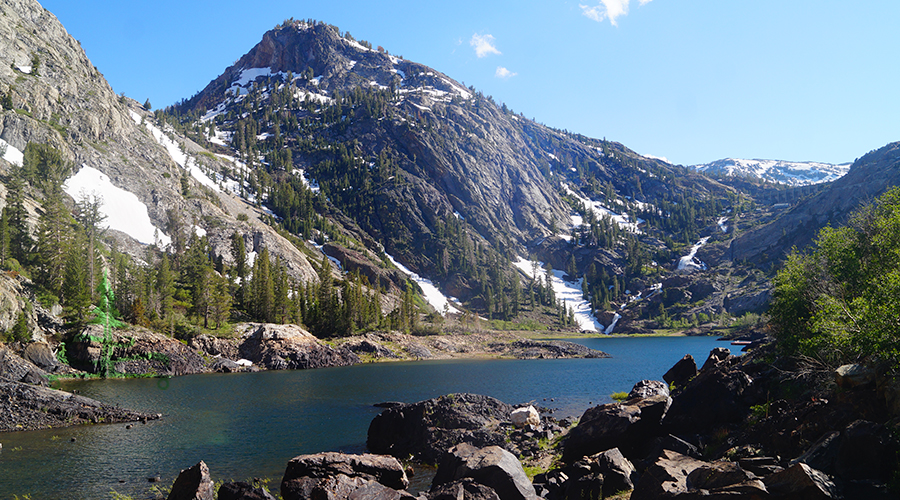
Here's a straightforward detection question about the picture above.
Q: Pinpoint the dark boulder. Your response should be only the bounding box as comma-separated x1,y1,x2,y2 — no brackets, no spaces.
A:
0,348,48,386
593,448,638,497
282,474,407,500
835,420,893,481
562,394,670,463
367,393,515,463
281,452,409,492
431,443,538,500
762,463,839,499
167,461,215,500
700,347,733,372
685,461,758,491
22,342,59,372
218,482,277,500
427,478,501,500
663,354,698,389
663,365,753,435
631,450,707,500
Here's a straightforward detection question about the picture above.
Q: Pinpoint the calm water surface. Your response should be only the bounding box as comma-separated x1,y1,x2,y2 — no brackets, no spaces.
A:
0,336,732,499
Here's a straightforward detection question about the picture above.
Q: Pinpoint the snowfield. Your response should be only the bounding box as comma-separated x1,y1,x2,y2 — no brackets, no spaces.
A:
692,158,851,186
130,111,221,193
513,257,605,333
64,165,172,247
386,254,460,315
0,139,23,166
565,185,644,233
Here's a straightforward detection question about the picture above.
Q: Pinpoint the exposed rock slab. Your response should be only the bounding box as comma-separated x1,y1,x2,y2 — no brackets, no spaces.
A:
0,378,159,431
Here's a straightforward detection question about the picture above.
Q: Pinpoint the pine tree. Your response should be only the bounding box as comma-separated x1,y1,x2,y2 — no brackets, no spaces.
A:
36,192,72,297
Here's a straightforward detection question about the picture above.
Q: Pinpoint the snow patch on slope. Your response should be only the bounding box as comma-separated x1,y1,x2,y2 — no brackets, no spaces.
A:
131,111,221,193
386,254,460,315
64,165,171,247
0,139,23,166
513,257,604,332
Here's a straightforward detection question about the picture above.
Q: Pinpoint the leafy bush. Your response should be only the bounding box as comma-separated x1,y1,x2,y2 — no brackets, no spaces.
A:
770,187,900,367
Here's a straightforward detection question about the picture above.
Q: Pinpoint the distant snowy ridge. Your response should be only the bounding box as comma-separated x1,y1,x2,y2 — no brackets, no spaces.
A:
692,158,850,186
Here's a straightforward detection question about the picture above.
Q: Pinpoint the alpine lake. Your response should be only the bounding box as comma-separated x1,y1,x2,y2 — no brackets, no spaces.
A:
0,335,734,499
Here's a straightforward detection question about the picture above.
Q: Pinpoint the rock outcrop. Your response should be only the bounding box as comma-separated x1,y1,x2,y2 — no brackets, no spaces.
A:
0,378,159,432
367,393,515,463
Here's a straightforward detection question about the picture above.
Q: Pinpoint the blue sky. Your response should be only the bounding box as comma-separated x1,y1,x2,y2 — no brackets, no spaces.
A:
40,0,899,166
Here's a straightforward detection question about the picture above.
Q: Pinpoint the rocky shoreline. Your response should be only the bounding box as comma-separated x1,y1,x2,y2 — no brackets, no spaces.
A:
159,341,899,500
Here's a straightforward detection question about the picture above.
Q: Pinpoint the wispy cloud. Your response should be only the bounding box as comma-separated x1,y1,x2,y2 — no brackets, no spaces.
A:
580,0,652,26
470,34,501,58
495,67,517,79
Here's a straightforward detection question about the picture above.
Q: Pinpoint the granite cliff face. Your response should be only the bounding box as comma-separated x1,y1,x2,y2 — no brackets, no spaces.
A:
731,142,900,266
0,0,319,283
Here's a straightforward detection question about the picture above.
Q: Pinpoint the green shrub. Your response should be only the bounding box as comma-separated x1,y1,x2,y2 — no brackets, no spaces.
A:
770,187,900,367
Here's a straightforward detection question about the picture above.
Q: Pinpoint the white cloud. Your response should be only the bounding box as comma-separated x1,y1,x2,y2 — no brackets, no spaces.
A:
470,33,501,58
580,0,652,26
495,67,517,79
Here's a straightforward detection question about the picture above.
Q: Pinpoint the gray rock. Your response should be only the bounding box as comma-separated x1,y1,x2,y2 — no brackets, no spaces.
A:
367,393,515,463
686,461,757,491
282,474,406,500
431,444,538,500
427,478,501,500
628,379,670,400
700,347,733,372
218,481,277,500
167,461,215,500
592,447,638,496
0,348,48,386
663,354,698,389
631,450,707,500
834,363,875,389
22,342,57,371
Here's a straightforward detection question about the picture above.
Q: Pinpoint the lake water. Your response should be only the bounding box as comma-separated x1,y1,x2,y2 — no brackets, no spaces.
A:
0,336,732,499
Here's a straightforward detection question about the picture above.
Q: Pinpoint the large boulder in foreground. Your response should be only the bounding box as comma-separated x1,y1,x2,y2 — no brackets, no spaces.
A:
432,443,538,500
663,352,754,435
562,394,671,463
168,461,215,500
367,393,515,463
280,452,410,500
